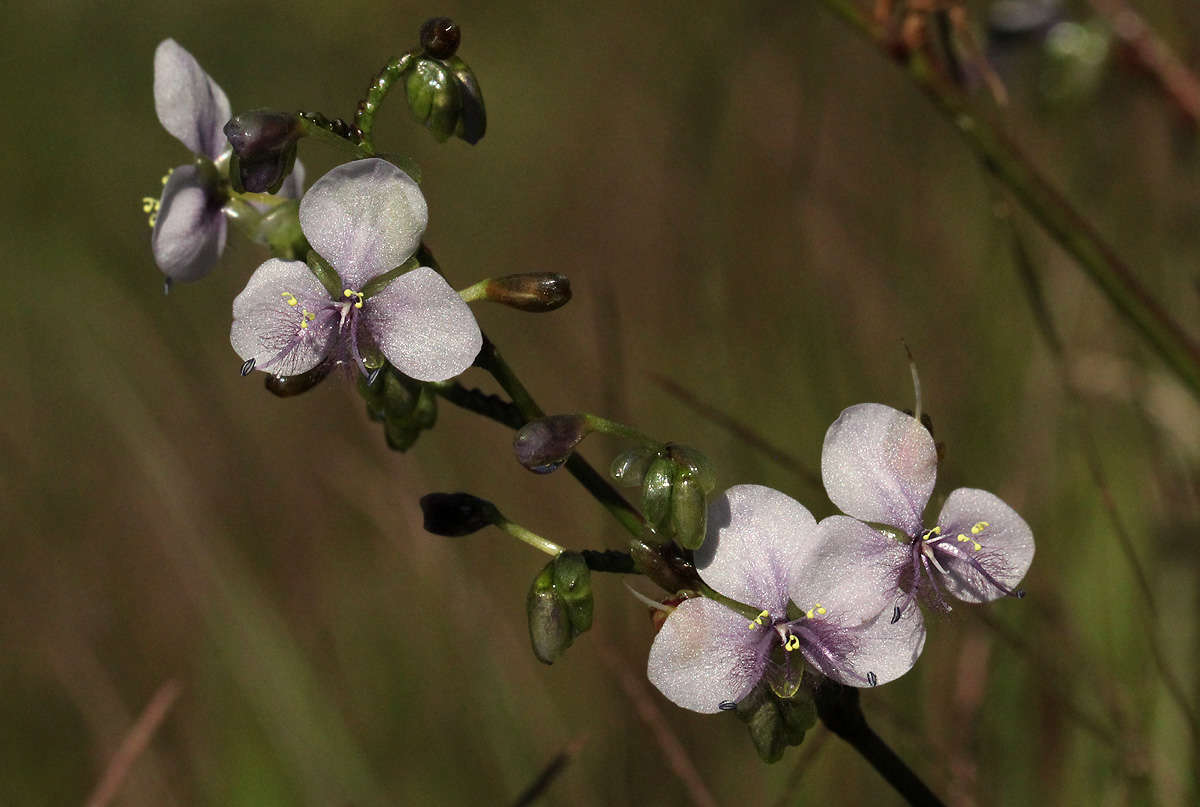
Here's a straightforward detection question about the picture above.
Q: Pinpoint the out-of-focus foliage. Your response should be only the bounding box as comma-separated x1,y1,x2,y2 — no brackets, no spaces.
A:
1,0,1198,804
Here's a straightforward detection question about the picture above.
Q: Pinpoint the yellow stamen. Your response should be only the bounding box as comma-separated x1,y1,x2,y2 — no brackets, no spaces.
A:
298,309,316,329
343,288,364,308
281,292,299,307
971,521,989,535
747,609,769,630
784,635,800,651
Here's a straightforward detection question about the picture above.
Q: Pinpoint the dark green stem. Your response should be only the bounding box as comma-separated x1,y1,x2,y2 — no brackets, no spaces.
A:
580,549,637,574
813,682,946,807
816,0,1200,400
354,53,416,153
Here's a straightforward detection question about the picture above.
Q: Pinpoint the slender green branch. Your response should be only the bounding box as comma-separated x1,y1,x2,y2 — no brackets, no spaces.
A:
815,0,1200,400
495,517,563,557
354,53,416,153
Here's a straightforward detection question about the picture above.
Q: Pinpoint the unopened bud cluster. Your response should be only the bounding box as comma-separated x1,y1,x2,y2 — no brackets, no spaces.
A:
612,444,716,549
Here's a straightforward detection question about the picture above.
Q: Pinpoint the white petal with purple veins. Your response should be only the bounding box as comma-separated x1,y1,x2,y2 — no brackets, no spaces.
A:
798,516,910,618
152,163,227,283
935,488,1035,603
823,600,925,687
647,597,768,714
821,403,938,537
363,267,481,382
153,39,231,160
697,485,817,617
299,159,427,289
231,259,337,376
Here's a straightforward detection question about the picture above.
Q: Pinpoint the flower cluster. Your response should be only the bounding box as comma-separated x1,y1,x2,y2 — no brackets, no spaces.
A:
648,403,1034,713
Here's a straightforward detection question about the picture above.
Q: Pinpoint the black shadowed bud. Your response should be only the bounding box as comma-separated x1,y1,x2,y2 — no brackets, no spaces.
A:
628,539,700,594
483,273,572,312
420,17,461,59
420,492,501,537
265,360,333,397
514,414,592,473
527,551,594,664
224,109,303,193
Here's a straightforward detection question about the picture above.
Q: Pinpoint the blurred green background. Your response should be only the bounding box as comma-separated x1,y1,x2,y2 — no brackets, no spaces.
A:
2,0,1199,804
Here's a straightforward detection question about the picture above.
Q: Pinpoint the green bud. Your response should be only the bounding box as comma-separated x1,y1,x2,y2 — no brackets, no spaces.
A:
406,58,461,143
668,469,707,550
444,56,486,145
359,365,438,452
734,682,817,764
640,455,675,529
551,551,594,635
526,552,594,664
610,445,658,486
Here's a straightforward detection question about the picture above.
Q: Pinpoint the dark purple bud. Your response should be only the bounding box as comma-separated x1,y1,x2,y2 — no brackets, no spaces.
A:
420,17,461,59
484,273,572,312
224,109,303,193
419,492,501,537
513,414,591,473
265,361,333,398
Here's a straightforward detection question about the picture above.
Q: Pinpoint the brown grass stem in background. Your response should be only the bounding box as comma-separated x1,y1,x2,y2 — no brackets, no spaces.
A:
595,643,720,807
816,0,1200,400
84,680,182,807
652,374,823,493
1005,209,1200,772
769,725,829,807
1088,0,1200,127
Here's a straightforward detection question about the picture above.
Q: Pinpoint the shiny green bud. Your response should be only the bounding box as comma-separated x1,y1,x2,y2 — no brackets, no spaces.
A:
406,58,461,143
610,445,658,486
734,682,817,764
527,563,573,664
640,454,675,529
668,469,707,550
551,551,594,635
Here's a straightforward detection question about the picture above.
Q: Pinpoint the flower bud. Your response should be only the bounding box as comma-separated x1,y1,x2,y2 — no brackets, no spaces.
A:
734,681,817,764
405,58,461,143
224,109,303,193
668,469,707,550
513,414,591,473
419,17,461,59
628,539,699,594
359,365,439,452
264,360,332,398
483,273,572,312
639,455,675,528
610,445,657,486
419,492,501,537
526,552,593,664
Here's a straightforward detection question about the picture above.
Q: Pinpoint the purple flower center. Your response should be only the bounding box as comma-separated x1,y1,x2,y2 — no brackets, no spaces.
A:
891,523,1025,622
256,285,374,376
747,607,876,689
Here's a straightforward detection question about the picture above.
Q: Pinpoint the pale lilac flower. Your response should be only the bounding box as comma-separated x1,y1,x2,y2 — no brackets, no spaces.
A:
230,158,481,382
647,485,925,713
820,403,1035,620
150,39,304,284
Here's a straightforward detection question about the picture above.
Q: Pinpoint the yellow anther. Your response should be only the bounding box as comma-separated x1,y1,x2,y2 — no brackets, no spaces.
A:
784,635,801,652
816,605,827,616
931,526,942,535
161,168,174,185
957,533,969,542
298,308,316,329
973,541,982,551
141,196,161,228
281,291,299,307
747,610,769,630
971,521,989,535
343,288,365,309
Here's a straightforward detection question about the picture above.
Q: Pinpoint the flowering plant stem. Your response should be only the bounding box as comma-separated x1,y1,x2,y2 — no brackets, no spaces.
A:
437,325,945,806
816,0,1200,400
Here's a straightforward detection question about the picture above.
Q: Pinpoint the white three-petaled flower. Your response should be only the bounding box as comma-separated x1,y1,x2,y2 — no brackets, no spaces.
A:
230,158,481,383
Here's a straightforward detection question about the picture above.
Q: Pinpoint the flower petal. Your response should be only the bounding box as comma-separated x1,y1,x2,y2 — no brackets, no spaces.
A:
821,403,937,536
647,597,768,714
152,163,226,283
279,158,306,199
363,267,482,382
823,600,925,687
697,485,817,616
153,39,231,159
231,259,337,376
298,158,427,288
934,488,1035,603
795,516,910,620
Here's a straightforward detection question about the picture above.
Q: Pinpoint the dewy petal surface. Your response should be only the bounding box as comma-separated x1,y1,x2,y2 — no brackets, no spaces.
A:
798,516,910,619
935,487,1035,603
823,599,925,687
696,485,818,616
153,39,231,159
152,163,226,283
363,267,482,382
647,597,767,714
231,259,336,376
298,159,427,288
821,403,938,537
